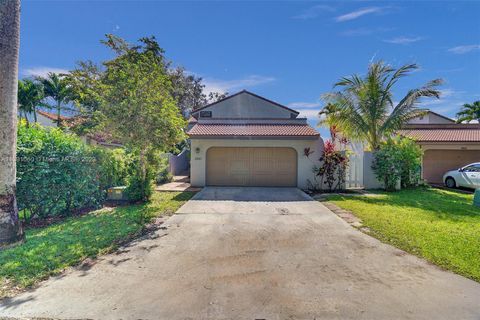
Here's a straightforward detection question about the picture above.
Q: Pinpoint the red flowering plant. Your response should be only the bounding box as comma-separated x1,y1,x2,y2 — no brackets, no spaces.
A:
305,126,350,192
316,140,348,191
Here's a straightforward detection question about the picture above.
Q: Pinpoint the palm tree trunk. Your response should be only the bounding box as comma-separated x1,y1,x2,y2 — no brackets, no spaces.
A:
23,110,29,127
57,100,61,127
33,106,37,122
0,0,24,247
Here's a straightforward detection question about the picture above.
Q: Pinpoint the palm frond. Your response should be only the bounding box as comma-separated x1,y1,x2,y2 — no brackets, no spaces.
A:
381,78,443,133
455,101,480,123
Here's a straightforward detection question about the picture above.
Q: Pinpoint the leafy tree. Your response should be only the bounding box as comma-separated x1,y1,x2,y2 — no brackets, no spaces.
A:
66,55,225,137
0,0,24,246
456,101,480,123
169,66,206,117
17,79,44,124
169,66,227,118
321,61,443,150
98,35,185,201
38,72,73,127
63,61,104,135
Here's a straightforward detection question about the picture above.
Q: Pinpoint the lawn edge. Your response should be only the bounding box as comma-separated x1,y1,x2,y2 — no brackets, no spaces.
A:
322,198,480,283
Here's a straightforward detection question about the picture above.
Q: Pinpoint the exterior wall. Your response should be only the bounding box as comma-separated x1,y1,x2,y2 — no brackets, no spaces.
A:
168,149,190,176
362,151,400,190
362,152,383,189
23,112,57,127
190,138,324,189
420,143,480,151
408,112,454,124
197,93,294,119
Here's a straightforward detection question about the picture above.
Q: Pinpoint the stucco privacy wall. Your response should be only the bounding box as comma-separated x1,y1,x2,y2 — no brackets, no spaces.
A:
190,138,324,189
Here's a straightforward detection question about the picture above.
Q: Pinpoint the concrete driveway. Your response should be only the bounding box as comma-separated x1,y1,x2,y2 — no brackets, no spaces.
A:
1,187,479,319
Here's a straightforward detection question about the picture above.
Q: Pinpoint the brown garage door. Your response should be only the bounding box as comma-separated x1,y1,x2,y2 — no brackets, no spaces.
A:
423,149,480,183
206,147,297,187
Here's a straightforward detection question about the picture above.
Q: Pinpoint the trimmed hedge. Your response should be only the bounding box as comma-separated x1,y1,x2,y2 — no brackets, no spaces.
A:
17,123,104,221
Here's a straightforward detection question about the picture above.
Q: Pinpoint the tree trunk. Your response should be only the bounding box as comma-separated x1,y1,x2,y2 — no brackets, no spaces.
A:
23,110,29,126
0,0,24,247
56,100,61,127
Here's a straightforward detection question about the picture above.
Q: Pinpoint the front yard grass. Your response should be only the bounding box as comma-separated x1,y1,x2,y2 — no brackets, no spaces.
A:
327,187,480,282
0,191,195,299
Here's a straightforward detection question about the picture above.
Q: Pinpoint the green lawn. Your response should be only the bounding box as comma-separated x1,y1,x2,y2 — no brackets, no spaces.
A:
327,187,480,281
0,191,195,298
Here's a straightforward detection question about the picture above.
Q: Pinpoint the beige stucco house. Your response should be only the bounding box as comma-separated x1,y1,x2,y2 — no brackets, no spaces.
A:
399,111,480,183
187,90,324,189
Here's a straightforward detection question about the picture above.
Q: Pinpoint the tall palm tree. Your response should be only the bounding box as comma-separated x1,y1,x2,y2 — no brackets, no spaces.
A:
0,0,24,246
321,61,443,150
456,101,480,123
18,79,44,124
39,72,72,127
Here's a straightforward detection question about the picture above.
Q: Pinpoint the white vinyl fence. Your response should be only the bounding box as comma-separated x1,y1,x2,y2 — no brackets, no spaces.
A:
345,142,364,189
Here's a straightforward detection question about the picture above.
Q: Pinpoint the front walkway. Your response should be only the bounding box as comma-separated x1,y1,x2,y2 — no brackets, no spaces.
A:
155,175,201,192
1,187,479,319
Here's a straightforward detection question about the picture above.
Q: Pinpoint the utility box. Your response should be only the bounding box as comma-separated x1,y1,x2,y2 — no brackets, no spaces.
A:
474,189,480,207
107,186,128,201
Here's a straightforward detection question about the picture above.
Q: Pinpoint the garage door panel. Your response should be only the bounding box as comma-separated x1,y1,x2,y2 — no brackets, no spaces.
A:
206,147,297,187
423,150,480,183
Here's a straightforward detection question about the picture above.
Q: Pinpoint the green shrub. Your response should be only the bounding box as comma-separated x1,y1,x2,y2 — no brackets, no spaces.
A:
396,137,423,188
92,148,133,190
156,157,173,184
372,136,423,191
125,168,153,202
16,123,103,221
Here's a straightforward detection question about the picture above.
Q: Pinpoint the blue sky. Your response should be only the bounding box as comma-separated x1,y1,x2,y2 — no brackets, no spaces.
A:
20,1,480,138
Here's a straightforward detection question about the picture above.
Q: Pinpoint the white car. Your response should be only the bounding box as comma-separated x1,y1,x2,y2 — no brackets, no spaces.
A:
443,162,480,189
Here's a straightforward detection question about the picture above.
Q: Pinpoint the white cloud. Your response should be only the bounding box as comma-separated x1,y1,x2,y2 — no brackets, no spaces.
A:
292,4,335,20
384,36,423,45
287,101,321,109
22,67,69,78
416,88,469,118
448,44,480,54
341,28,374,36
335,7,383,22
437,67,464,73
438,88,462,98
202,75,276,95
340,27,394,37
296,108,320,122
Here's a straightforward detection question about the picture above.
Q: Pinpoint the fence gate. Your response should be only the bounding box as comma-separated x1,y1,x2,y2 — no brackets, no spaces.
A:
345,143,364,189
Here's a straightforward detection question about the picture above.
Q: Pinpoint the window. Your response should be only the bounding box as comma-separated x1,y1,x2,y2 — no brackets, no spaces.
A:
200,111,212,118
463,165,480,172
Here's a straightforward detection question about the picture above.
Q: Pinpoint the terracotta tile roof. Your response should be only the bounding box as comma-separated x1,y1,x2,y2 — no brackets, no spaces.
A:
187,123,319,137
37,110,71,121
398,127,480,142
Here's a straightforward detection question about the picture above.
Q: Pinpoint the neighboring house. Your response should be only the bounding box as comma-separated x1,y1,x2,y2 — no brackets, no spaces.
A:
399,111,480,184
23,110,122,148
187,90,324,188
23,110,68,127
